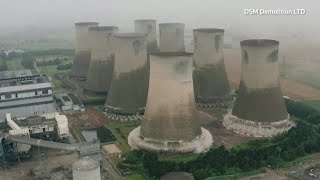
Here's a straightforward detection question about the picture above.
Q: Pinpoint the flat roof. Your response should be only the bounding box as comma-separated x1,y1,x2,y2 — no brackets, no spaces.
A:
0,70,33,80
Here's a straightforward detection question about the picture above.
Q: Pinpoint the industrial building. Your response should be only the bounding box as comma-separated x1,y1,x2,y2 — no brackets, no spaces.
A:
85,26,119,95
159,23,185,52
134,19,158,52
223,39,294,137
71,22,99,78
192,28,232,107
72,156,101,180
128,52,213,153
0,70,56,121
105,33,149,120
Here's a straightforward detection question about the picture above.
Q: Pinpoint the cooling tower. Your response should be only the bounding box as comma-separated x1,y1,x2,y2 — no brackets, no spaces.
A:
159,23,185,52
134,19,158,52
84,26,119,95
71,22,99,78
193,28,232,107
128,52,213,153
105,33,149,120
223,39,294,137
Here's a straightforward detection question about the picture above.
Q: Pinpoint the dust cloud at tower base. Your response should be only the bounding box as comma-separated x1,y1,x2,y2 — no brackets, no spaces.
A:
128,53,213,154
223,39,294,137
193,29,232,108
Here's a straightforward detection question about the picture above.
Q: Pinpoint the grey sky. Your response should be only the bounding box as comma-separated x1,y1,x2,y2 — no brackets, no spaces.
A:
0,0,318,39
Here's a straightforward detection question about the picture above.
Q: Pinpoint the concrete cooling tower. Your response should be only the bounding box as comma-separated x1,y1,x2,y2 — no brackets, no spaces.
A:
71,22,99,78
134,19,158,52
128,52,213,153
84,26,119,95
105,33,149,120
223,39,294,137
159,23,185,52
193,28,232,108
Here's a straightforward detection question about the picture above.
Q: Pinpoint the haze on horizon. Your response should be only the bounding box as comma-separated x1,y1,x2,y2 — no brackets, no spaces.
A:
0,0,319,42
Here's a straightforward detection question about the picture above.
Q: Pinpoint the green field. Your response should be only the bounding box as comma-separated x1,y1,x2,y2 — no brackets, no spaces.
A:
302,100,320,112
38,59,72,76
6,58,24,71
106,120,139,153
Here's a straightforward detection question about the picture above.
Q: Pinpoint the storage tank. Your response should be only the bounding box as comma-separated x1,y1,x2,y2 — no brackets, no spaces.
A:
134,19,158,52
105,33,149,120
71,22,99,78
223,39,294,137
159,23,185,52
72,156,101,180
193,28,232,108
85,26,119,95
128,52,213,153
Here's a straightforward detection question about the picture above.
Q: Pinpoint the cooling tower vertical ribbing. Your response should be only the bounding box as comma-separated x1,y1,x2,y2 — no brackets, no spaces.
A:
71,22,99,78
159,23,185,52
128,52,213,153
105,33,149,120
223,39,294,137
193,28,232,107
84,26,119,95
134,19,158,52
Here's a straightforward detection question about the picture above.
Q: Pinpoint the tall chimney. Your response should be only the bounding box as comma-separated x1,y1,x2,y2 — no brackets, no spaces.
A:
223,39,293,137
105,33,149,120
128,52,213,153
85,26,119,95
159,23,185,52
134,19,158,52
71,22,99,78
193,28,232,107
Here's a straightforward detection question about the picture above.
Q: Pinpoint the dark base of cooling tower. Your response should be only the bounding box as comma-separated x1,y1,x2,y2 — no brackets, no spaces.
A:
105,65,149,116
128,126,213,154
83,88,107,96
85,60,114,95
232,82,288,122
223,111,294,137
70,50,91,78
193,61,231,105
196,94,234,108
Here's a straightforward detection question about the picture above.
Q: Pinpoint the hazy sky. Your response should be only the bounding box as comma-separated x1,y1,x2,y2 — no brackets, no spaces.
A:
0,0,319,39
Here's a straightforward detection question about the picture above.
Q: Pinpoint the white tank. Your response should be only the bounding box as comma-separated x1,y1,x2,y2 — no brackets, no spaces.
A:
159,23,185,52
72,156,101,180
135,19,158,52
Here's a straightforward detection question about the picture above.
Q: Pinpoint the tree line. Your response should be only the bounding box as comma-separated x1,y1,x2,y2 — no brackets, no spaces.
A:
123,98,320,179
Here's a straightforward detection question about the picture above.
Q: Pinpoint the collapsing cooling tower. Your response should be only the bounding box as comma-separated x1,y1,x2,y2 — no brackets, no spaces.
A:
193,28,232,107
223,39,294,137
128,52,213,153
84,26,119,95
159,23,185,52
105,33,149,120
71,22,99,78
134,19,158,52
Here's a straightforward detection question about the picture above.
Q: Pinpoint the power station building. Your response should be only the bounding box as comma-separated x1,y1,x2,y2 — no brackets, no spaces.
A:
223,39,294,137
85,26,119,95
128,52,213,153
71,22,99,78
192,28,232,107
0,70,55,121
134,19,158,52
159,23,185,52
105,33,149,120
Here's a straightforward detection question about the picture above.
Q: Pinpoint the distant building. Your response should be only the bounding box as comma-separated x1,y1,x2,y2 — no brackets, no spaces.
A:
0,70,56,121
